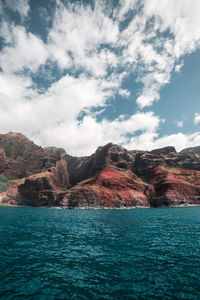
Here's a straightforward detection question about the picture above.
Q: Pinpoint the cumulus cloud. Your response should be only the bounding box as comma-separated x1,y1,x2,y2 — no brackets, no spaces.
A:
34,111,162,155
0,0,200,155
0,67,163,155
0,26,48,73
123,131,200,153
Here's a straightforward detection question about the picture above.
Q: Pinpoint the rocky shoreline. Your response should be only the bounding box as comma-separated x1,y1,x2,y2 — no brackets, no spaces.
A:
1,203,200,210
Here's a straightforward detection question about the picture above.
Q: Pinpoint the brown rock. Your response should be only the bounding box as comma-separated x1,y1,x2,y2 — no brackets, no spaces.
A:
1,132,200,208
61,167,150,208
16,159,69,206
0,132,66,178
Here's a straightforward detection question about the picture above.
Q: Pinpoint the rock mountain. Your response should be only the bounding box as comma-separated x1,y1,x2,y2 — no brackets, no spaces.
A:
0,132,200,208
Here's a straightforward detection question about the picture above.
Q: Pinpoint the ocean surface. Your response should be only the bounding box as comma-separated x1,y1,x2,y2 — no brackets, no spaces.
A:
0,206,200,299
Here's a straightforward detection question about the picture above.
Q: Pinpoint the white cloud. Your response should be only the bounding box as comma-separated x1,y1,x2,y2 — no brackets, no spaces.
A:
118,12,176,108
175,61,184,73
0,72,33,100
1,0,198,106
114,0,137,21
136,71,171,108
4,0,30,19
0,26,48,73
0,68,199,156
0,0,200,155
47,1,119,76
0,71,124,155
32,111,162,156
143,0,200,57
194,113,200,125
132,0,200,107
152,132,200,152
118,89,131,98
124,131,200,153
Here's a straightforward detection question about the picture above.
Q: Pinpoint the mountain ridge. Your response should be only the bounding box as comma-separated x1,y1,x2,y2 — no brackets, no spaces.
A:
0,132,200,208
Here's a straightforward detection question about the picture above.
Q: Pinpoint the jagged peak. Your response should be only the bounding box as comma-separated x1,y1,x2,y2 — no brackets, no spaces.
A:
44,146,66,155
180,146,200,155
96,142,126,153
151,146,177,155
0,131,36,145
1,131,27,138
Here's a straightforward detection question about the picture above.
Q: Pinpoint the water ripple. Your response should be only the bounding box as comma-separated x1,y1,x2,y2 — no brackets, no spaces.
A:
0,206,200,299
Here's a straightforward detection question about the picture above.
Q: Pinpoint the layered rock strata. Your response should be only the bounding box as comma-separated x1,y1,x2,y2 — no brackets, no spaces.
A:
0,132,200,208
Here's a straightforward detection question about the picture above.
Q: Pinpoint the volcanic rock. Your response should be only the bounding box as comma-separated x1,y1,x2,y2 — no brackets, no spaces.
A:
61,167,150,208
1,132,200,208
180,146,200,155
15,159,69,206
0,132,66,178
151,146,177,156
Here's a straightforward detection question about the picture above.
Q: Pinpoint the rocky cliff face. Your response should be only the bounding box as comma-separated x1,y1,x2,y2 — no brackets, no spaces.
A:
61,167,150,208
1,132,200,208
65,143,136,185
0,132,65,178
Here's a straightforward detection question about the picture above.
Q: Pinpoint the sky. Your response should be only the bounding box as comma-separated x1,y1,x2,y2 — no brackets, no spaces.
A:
0,0,200,156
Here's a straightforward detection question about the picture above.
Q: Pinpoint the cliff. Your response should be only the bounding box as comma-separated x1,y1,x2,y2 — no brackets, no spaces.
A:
0,132,200,208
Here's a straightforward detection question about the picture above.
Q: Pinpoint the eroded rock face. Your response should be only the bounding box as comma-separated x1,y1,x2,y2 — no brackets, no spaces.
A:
148,166,200,207
0,132,66,178
16,159,69,207
61,167,150,208
1,132,200,208
3,182,19,205
61,143,200,208
180,146,200,155
151,146,177,156
65,143,136,185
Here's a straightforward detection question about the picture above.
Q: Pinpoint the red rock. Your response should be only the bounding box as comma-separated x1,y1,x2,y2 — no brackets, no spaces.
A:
6,159,69,207
1,133,200,208
4,182,19,205
148,166,200,207
62,167,150,208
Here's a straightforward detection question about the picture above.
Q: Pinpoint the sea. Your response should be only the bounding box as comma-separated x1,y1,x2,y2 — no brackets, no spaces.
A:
0,206,200,299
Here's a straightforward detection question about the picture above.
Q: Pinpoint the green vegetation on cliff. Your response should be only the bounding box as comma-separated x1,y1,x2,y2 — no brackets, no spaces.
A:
0,176,12,193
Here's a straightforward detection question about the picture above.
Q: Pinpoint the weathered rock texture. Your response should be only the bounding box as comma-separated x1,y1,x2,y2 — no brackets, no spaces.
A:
1,132,200,208
0,132,65,178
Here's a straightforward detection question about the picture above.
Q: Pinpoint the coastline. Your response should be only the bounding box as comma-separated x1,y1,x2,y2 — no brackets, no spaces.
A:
1,203,200,209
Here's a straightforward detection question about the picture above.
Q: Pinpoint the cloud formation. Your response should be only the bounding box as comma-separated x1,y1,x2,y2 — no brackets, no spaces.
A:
4,0,30,19
0,0,200,155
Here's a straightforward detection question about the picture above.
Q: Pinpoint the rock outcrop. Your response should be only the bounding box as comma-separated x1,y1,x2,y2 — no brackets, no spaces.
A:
61,167,150,208
0,132,65,178
4,158,69,207
1,132,200,208
65,143,136,185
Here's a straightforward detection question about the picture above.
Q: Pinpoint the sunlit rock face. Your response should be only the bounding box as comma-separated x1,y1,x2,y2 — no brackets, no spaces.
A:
1,132,200,208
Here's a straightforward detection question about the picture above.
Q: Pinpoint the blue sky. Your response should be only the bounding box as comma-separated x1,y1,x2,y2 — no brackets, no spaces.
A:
0,0,200,155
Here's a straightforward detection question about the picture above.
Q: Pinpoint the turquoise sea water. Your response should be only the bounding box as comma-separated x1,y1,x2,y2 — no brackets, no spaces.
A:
0,206,200,299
